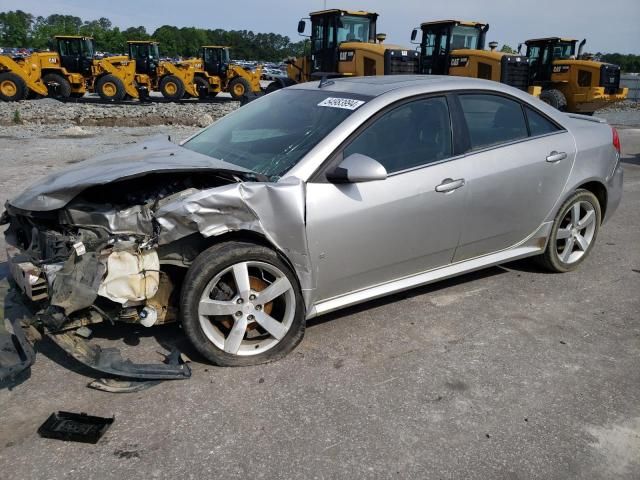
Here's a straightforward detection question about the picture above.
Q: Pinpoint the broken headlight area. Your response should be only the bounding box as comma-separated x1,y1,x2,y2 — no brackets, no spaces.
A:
2,172,241,383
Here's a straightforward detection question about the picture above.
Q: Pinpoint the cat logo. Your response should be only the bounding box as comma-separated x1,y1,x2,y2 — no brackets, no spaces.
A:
552,65,570,74
339,50,355,62
450,57,468,67
48,57,58,64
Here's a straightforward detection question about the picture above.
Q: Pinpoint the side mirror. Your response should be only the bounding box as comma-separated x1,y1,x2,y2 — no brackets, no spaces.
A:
517,43,522,54
326,153,387,184
297,20,306,34
411,29,418,42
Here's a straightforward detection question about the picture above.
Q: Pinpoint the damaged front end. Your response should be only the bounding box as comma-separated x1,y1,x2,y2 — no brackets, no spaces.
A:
1,137,311,384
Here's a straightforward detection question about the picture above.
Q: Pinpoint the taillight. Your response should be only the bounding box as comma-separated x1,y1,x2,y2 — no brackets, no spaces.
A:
612,127,621,154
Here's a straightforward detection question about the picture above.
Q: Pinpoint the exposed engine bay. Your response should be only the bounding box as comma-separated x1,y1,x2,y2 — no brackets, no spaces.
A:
0,136,311,384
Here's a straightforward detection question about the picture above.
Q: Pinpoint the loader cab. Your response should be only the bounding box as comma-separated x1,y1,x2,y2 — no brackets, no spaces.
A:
412,20,488,75
201,46,230,76
128,41,160,75
299,9,378,74
524,38,577,83
54,36,95,76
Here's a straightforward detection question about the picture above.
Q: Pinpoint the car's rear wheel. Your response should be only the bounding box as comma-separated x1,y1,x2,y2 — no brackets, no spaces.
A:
537,189,601,272
180,241,305,366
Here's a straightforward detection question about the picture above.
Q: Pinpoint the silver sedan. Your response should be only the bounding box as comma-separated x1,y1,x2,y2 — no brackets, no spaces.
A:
3,76,623,371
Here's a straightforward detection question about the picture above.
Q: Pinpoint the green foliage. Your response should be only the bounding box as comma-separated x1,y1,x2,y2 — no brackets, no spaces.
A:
12,109,22,124
0,10,306,61
500,44,518,54
598,53,640,73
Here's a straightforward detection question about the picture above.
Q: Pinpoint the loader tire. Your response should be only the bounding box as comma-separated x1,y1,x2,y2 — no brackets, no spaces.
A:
42,73,71,99
194,76,213,98
160,75,185,100
96,75,126,101
0,73,27,101
228,77,251,100
540,89,567,112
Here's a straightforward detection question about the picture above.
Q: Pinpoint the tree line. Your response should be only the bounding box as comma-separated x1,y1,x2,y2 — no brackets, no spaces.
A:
0,10,307,60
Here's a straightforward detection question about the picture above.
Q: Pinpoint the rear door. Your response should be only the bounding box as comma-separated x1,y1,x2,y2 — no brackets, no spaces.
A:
450,93,575,261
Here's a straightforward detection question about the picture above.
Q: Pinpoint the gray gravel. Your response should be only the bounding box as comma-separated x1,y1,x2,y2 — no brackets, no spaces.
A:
0,96,239,127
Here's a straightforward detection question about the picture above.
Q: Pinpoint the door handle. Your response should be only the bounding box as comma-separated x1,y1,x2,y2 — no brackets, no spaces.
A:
435,178,465,193
546,151,567,163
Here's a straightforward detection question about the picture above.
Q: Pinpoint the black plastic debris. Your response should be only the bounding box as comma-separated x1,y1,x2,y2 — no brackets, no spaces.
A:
88,378,161,393
0,315,36,383
38,411,114,444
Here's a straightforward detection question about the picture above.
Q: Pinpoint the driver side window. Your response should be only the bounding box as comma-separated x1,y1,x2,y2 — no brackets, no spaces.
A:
343,97,452,174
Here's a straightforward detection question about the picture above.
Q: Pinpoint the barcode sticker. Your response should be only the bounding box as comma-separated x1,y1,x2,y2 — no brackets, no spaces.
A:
318,97,365,110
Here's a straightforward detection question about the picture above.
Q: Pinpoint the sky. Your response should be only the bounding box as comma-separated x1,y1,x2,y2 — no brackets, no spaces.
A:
3,0,640,54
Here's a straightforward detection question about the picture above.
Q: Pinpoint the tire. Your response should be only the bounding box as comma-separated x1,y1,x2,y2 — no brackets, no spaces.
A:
0,72,27,101
42,73,71,99
96,74,126,101
540,89,567,111
265,81,283,95
180,241,305,367
536,189,601,273
193,77,215,98
228,77,251,100
160,75,185,100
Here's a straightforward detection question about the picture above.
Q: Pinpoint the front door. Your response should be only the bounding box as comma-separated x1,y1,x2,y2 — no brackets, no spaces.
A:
420,25,450,75
306,96,467,302
311,15,339,74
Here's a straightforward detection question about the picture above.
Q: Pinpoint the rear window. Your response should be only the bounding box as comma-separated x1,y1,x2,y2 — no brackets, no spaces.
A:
458,94,528,150
525,106,561,137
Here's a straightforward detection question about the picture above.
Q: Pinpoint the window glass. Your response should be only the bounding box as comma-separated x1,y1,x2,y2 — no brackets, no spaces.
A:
336,15,371,43
525,106,560,137
459,94,528,149
451,26,480,50
343,97,452,174
183,89,371,181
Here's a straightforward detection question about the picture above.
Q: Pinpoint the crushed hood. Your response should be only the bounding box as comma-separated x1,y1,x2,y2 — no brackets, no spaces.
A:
9,135,252,212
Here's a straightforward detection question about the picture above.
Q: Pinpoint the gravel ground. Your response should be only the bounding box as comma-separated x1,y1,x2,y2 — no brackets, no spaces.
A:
0,95,239,127
0,101,638,479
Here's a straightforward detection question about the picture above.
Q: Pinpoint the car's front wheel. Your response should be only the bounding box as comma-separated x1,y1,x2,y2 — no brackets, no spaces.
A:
180,241,305,366
538,189,601,272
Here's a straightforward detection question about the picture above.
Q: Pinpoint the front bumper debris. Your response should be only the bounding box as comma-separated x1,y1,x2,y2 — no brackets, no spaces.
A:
48,330,191,381
0,314,36,382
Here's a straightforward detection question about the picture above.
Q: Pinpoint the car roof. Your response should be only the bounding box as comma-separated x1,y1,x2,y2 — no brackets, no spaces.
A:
289,75,506,97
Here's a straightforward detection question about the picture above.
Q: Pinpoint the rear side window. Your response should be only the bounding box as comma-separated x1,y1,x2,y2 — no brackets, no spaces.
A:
459,94,528,150
343,96,452,174
525,106,561,137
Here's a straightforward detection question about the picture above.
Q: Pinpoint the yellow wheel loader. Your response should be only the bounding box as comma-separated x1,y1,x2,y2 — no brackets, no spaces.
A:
127,41,199,100
193,46,262,100
266,9,420,93
410,20,530,91
522,37,628,114
0,36,138,102
127,42,261,101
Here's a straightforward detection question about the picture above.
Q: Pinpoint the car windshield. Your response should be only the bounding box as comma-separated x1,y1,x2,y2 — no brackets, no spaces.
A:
182,89,371,180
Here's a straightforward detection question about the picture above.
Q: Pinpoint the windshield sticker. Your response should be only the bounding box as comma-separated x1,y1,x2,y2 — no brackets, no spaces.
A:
318,97,365,110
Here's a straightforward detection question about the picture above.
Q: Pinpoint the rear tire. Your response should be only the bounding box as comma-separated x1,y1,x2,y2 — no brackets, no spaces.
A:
536,189,601,273
540,89,567,111
194,76,211,98
180,241,305,367
96,74,126,101
42,73,72,99
228,77,251,100
0,72,28,101
160,75,185,100
265,81,283,95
